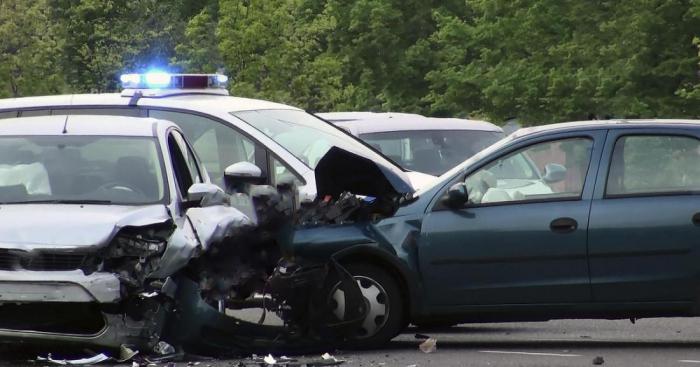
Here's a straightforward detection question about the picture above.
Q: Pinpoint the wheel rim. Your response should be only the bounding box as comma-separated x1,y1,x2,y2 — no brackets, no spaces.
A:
329,275,389,338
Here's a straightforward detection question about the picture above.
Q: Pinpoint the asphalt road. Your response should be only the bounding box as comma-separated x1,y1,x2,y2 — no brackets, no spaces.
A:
10,318,700,366
207,318,700,367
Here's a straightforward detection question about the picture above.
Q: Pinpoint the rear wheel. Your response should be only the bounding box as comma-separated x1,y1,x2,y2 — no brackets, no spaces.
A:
326,263,404,348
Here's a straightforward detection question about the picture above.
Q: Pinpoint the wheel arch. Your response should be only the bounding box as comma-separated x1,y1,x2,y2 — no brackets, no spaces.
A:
331,244,420,321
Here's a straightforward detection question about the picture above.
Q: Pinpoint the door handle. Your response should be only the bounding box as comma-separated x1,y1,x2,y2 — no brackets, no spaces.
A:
550,217,578,233
692,213,700,226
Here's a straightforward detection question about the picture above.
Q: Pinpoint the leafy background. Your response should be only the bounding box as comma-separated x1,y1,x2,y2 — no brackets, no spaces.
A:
1,0,700,125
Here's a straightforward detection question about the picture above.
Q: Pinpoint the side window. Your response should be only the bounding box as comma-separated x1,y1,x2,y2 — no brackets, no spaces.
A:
0,111,17,119
168,132,201,198
149,110,257,188
53,108,142,117
465,137,593,205
270,156,303,186
19,110,50,117
606,135,700,196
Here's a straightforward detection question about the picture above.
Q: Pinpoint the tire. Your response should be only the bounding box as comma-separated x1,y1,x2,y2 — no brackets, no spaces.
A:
326,263,405,348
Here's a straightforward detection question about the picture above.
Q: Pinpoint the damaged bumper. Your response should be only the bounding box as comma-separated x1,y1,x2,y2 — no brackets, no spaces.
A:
0,270,120,303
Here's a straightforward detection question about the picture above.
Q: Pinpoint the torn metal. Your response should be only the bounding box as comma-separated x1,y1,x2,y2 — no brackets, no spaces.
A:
0,146,414,354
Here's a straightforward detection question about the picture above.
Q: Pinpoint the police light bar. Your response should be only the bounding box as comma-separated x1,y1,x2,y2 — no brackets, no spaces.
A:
119,73,229,90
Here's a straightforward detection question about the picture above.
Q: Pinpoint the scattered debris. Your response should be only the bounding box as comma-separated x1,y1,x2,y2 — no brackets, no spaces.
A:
119,344,139,362
37,353,110,365
264,354,277,365
154,341,176,355
418,338,437,353
592,356,605,365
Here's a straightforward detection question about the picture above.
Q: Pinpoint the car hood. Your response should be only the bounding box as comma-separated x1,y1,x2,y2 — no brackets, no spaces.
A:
0,204,171,249
405,171,437,190
314,146,415,200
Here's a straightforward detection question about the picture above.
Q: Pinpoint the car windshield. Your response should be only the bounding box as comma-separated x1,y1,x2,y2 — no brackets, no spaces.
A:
232,109,398,169
0,136,166,205
359,130,504,175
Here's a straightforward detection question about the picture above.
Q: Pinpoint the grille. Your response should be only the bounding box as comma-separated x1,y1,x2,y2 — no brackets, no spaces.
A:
0,249,85,271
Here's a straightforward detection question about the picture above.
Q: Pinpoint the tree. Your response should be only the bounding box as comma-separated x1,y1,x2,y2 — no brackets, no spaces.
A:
50,0,187,92
0,0,66,97
426,0,700,125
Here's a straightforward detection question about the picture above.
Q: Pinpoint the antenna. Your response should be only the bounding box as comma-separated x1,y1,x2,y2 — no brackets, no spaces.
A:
62,115,68,134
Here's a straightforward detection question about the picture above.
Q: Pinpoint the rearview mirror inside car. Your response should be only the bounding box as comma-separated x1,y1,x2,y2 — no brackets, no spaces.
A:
442,182,469,209
542,163,567,183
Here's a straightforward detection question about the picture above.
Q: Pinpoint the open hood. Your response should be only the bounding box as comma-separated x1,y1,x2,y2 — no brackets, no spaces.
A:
314,146,415,200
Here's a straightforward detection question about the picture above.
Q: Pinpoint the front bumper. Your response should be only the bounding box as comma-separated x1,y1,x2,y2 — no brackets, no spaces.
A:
0,270,121,303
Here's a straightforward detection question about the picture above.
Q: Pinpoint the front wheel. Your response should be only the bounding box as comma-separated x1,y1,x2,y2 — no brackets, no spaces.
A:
326,263,404,348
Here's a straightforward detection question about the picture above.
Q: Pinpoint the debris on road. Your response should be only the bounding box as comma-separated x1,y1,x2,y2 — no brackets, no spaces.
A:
37,353,110,365
418,338,437,353
154,341,176,355
592,356,605,365
263,354,277,365
245,354,345,366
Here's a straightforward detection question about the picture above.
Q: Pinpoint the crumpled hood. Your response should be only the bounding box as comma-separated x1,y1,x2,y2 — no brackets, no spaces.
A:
314,146,415,200
0,204,171,249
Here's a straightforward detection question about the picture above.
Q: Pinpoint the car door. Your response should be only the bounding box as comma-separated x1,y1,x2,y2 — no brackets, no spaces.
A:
588,128,700,302
419,131,605,306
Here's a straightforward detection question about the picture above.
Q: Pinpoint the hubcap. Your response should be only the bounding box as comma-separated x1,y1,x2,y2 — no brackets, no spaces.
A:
330,275,388,338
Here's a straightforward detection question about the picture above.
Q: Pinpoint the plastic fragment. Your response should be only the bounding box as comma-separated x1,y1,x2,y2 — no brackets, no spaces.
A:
263,354,277,365
418,337,437,353
37,353,110,365
592,356,605,365
118,344,139,362
154,340,176,355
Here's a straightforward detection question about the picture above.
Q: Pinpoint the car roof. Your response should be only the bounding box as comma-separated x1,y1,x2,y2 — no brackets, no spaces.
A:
513,119,700,138
0,93,301,114
0,115,167,137
318,112,503,134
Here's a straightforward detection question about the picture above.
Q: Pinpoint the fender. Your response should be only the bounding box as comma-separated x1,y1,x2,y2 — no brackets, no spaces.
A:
331,243,422,318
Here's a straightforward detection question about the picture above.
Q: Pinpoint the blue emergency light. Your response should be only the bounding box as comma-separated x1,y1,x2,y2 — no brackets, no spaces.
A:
119,73,229,90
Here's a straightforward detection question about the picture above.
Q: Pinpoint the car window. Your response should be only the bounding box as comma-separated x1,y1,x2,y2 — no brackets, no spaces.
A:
173,131,202,184
149,110,257,188
360,130,504,175
19,110,50,117
233,109,395,170
168,132,201,198
270,156,302,187
54,108,142,117
606,135,700,196
465,137,593,205
0,111,17,119
0,136,166,205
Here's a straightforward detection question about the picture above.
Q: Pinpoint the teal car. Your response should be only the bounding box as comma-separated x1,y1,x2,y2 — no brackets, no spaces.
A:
280,119,700,348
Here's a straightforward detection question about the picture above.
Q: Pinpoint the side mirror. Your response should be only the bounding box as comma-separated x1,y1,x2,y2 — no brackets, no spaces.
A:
224,162,266,193
185,183,224,208
442,182,469,209
542,163,567,183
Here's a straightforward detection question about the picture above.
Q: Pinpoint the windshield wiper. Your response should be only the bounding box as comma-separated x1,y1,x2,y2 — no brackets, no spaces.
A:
1,199,113,205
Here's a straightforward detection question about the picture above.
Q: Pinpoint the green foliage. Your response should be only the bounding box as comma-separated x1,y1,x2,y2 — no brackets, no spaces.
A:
1,0,699,124
50,0,186,92
0,0,66,97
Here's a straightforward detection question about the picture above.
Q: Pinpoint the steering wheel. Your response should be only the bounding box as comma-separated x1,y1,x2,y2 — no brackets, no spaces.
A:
96,181,145,197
